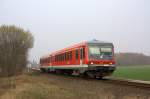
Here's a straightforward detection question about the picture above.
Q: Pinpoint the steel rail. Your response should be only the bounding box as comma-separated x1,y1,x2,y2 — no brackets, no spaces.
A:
31,68,150,89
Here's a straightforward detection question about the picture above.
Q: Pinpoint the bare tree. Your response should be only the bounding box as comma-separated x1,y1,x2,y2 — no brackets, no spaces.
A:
0,25,34,77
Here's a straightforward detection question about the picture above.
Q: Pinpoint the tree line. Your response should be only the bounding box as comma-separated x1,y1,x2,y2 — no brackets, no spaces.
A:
115,53,150,66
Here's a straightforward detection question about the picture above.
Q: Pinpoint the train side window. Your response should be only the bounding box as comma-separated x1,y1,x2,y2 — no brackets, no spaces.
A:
46,58,48,63
69,52,71,60
70,51,72,60
76,49,78,59
68,51,72,60
83,48,85,59
55,56,56,62
61,54,63,61
56,55,57,61
59,55,60,61
80,48,83,59
69,52,70,60
60,55,61,61
56,55,58,62
64,53,65,60
52,56,54,62
56,55,57,62
67,52,69,60
62,54,64,61
49,57,51,63
65,53,67,61
59,54,61,61
50,58,51,62
61,54,62,61
66,52,68,60
57,55,59,61
68,52,70,60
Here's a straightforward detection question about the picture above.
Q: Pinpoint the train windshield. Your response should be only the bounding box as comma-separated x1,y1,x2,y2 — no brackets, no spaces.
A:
89,46,113,60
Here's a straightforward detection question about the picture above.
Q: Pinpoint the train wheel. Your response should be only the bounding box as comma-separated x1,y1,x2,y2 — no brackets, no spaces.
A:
96,76,103,80
72,70,80,76
79,72,88,78
86,71,96,78
47,69,51,73
55,69,62,74
40,68,46,73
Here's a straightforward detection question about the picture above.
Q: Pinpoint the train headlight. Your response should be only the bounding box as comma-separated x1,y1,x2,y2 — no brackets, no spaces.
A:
109,62,112,65
91,62,94,64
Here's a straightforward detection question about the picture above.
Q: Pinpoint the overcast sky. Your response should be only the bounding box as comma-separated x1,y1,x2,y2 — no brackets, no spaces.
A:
0,0,150,61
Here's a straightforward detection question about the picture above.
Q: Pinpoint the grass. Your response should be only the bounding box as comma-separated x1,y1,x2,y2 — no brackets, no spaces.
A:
1,71,150,99
15,83,75,99
0,73,84,99
112,65,150,81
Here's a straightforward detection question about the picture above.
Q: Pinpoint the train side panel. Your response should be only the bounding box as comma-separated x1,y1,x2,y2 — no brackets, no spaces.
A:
40,41,116,78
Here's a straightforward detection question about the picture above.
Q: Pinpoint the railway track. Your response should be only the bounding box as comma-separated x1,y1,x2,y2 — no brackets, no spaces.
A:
31,68,150,89
102,77,150,89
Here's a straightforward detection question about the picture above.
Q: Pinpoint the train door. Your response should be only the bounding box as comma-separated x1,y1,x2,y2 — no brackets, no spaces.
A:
80,48,83,66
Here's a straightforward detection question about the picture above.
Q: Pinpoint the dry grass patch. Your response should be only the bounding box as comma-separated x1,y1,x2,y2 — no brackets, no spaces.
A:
0,73,76,99
1,72,150,99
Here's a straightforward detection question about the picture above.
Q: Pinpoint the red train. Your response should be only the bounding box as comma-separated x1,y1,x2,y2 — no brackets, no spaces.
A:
40,40,116,78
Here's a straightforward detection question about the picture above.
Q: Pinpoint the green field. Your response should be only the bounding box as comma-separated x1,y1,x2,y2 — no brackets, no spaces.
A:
112,65,150,81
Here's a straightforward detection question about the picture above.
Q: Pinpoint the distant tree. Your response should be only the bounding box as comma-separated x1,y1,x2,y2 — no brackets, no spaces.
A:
115,53,150,66
0,25,34,77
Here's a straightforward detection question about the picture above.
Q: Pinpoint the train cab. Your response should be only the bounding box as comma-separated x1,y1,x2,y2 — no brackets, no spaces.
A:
85,40,116,77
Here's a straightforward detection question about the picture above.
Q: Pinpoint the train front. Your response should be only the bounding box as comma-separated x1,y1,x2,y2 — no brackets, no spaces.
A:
86,41,116,78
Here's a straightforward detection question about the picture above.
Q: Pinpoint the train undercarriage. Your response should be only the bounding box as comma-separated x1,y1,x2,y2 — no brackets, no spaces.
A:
40,66,116,79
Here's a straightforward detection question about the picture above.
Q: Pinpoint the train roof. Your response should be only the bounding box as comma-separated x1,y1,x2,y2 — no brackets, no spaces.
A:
87,39,112,44
40,40,113,59
40,54,50,59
